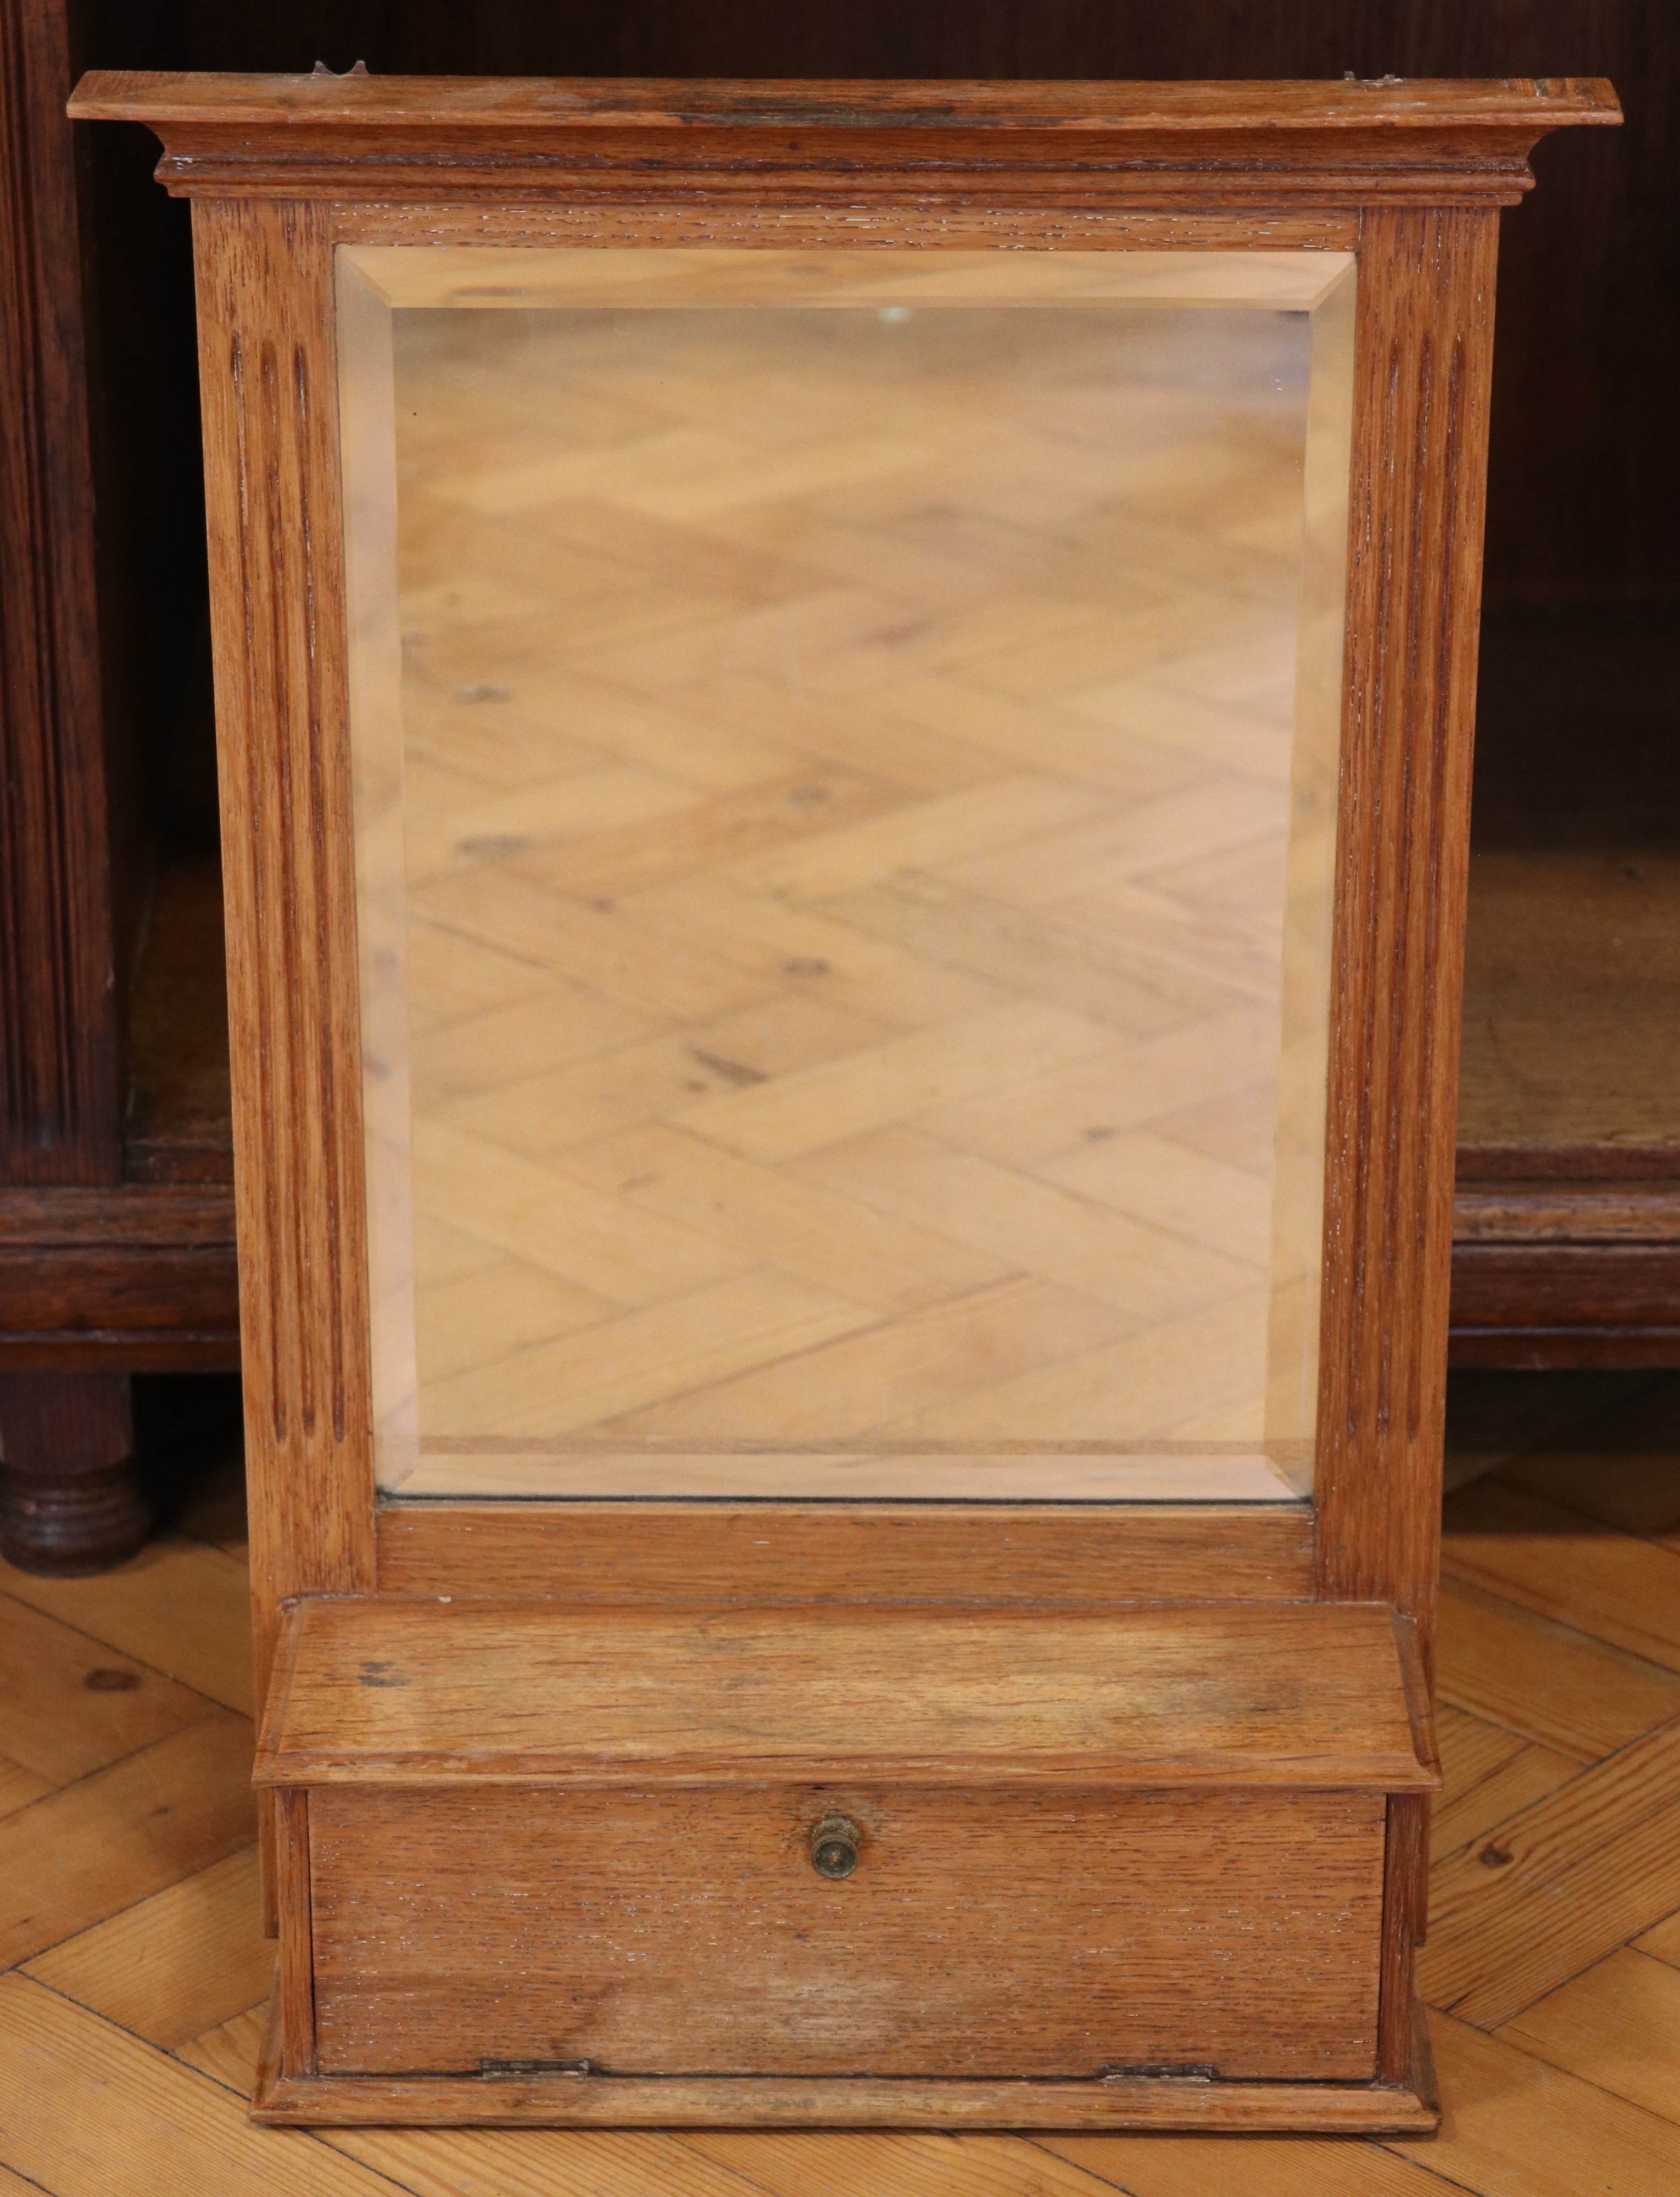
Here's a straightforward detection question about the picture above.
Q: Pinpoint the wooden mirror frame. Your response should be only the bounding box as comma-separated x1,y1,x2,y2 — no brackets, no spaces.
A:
68,70,1618,2132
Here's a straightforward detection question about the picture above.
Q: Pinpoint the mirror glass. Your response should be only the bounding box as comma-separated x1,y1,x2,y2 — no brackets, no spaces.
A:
340,247,1355,1503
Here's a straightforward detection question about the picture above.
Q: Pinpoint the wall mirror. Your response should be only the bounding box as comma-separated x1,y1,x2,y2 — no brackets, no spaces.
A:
71,69,1617,2135
343,244,1354,1507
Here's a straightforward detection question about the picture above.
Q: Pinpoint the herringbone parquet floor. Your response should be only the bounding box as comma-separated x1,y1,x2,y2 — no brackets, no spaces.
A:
4,1369,1680,2190
370,290,1333,1502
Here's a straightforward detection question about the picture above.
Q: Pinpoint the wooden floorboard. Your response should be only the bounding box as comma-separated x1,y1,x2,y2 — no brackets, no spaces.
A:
6,1371,1680,2185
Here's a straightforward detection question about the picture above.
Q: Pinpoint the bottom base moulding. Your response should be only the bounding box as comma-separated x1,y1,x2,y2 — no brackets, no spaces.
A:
251,1989,1442,2133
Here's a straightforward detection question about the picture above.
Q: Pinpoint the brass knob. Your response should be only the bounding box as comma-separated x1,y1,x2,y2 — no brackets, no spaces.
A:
810,1813,861,1880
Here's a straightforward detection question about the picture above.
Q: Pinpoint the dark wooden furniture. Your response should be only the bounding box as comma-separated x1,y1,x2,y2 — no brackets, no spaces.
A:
1451,600,1680,1365
0,0,237,1573
70,64,1609,2128
1452,848,1680,1367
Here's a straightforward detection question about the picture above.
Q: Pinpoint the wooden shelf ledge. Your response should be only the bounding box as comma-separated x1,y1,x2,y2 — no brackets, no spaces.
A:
256,1597,1438,1794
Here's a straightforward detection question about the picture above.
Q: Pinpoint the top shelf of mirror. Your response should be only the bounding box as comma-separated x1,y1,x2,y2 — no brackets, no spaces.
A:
69,73,1619,209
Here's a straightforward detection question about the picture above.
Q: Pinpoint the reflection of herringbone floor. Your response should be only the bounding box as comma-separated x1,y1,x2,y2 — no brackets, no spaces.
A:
384,303,1313,1497
8,1374,1680,2188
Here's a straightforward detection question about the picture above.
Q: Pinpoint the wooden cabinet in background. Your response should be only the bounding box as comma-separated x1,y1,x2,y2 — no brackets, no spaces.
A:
0,0,237,1573
1452,608,1680,1366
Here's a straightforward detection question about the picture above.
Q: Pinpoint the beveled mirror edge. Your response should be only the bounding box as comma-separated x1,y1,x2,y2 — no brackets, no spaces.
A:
345,246,1350,1504
339,243,1357,313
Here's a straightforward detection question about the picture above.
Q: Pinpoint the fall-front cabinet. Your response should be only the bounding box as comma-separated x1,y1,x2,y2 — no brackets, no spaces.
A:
69,69,1617,2129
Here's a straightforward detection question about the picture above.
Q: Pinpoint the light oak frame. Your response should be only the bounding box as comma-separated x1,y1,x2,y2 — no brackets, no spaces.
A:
70,70,1617,2133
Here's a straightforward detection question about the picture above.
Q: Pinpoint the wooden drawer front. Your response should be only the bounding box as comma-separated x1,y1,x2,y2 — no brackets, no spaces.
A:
309,1784,1386,2082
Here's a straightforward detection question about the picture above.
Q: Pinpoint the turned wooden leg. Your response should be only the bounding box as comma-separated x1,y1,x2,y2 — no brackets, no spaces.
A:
0,1372,149,1575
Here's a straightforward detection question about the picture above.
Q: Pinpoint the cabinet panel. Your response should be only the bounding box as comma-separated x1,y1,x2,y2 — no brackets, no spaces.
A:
309,1782,1385,2080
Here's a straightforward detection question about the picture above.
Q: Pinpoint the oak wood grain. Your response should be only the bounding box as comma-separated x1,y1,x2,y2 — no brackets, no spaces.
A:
21,1848,268,2051
256,1598,1437,1791
192,196,378,1724
68,73,1618,213
1046,2008,1442,2183
0,1714,255,1967
1422,1719,1680,2027
13,1354,1678,2170
69,74,1621,131
0,1591,211,1785
1378,1794,1428,2081
1435,1576,1680,1761
337,203,1364,253
251,2062,1438,2131
373,1498,1316,1606
1,1531,254,1715
308,1782,1384,2081
684,2128,1110,2197
273,1789,314,2077
1392,1610,1441,1780
1497,1945,1680,2123
1443,1479,1680,1675
1389,1607,1438,1943
1404,2009,1680,2197
0,1974,397,2197
1311,206,1502,1690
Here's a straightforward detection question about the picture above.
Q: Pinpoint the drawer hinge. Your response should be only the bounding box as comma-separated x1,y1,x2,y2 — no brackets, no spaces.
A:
479,2057,594,2078
1099,2062,1217,2084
